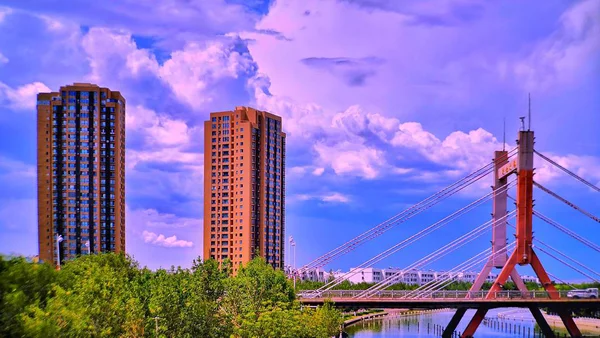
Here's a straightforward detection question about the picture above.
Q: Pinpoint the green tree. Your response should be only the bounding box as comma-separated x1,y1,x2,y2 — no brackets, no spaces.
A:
0,256,57,337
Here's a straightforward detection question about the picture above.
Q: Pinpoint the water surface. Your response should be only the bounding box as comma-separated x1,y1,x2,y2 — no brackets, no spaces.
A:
347,309,542,337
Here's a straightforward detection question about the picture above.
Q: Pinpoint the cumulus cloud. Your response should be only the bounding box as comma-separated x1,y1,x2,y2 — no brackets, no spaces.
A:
82,28,256,111
158,40,256,109
391,123,502,171
314,141,385,179
127,105,193,147
142,231,193,248
0,81,51,110
0,52,8,64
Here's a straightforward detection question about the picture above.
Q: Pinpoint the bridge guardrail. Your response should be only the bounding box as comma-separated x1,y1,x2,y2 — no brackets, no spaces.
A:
297,290,571,299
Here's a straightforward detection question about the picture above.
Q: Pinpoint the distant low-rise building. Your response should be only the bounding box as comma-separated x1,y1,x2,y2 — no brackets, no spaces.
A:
298,267,541,286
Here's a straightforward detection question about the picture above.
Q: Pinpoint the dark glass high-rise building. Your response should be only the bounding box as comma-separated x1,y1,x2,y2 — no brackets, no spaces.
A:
37,83,126,266
203,107,286,273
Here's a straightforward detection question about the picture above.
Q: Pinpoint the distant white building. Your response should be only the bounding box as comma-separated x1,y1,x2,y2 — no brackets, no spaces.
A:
521,275,540,284
301,267,541,286
297,268,340,282
346,267,384,284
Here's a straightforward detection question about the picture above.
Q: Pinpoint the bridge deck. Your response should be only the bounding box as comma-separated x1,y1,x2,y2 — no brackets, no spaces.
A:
301,298,600,309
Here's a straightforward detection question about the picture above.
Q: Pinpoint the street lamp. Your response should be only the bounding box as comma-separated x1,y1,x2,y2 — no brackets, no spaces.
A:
290,237,296,289
288,236,294,274
56,234,63,269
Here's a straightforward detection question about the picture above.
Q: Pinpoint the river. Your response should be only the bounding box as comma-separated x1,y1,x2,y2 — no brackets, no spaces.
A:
346,308,562,337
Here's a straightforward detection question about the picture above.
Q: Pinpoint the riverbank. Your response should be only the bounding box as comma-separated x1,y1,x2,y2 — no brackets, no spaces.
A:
543,314,600,336
490,308,600,336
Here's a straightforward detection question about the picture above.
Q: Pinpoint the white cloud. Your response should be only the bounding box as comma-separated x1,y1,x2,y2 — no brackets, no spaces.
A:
142,230,193,248
81,28,159,84
535,152,600,187
127,105,193,147
82,28,256,111
0,155,35,179
292,192,351,203
391,122,502,172
129,208,201,229
158,40,255,109
0,52,8,64
288,166,309,175
250,77,329,139
312,167,325,176
0,7,11,22
509,0,600,91
314,141,386,179
321,193,351,203
0,81,51,111
331,105,399,142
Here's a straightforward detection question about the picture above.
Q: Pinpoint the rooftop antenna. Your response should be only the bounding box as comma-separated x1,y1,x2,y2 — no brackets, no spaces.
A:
528,93,531,131
502,117,506,151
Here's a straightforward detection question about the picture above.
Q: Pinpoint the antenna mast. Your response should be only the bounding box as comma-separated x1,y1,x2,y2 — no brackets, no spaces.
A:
528,93,531,131
503,117,506,151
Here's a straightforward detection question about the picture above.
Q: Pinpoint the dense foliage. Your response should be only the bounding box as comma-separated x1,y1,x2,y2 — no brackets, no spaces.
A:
0,254,344,338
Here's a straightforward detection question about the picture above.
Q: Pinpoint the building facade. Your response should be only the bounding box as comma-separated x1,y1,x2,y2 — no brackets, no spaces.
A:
203,107,286,273
37,83,126,266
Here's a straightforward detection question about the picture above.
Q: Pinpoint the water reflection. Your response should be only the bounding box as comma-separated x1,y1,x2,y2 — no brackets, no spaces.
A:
347,309,546,338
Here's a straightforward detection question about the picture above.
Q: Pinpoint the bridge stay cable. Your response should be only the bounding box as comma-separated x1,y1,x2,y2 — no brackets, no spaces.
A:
407,241,515,298
300,162,494,272
356,209,517,298
535,245,600,283
406,242,516,299
405,247,496,299
506,221,600,285
532,211,600,254
534,149,600,193
533,181,600,224
507,194,600,253
534,240,600,280
302,184,508,297
298,149,519,273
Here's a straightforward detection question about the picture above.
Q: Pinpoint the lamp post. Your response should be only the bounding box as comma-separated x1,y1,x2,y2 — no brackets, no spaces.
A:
84,240,91,255
56,234,63,269
288,236,294,276
290,237,296,289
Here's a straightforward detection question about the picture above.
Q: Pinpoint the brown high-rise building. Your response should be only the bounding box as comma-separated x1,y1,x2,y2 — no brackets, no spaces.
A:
203,107,286,273
37,83,126,266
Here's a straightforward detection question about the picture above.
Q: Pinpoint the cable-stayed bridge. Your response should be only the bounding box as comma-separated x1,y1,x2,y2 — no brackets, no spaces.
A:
296,128,600,338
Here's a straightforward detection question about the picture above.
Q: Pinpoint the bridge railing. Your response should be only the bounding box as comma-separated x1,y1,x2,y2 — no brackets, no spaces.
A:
297,290,571,299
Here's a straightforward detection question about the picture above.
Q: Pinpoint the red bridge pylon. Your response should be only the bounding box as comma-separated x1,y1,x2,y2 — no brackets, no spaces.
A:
443,129,583,338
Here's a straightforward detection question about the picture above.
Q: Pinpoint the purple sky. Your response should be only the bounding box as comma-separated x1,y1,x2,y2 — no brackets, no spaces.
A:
0,0,598,279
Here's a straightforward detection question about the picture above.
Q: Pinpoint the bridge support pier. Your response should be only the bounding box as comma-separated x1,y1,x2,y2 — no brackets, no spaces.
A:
461,307,488,338
442,307,467,338
529,306,557,338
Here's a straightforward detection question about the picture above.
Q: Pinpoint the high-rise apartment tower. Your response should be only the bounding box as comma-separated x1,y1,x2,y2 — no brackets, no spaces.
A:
203,107,286,273
37,83,126,266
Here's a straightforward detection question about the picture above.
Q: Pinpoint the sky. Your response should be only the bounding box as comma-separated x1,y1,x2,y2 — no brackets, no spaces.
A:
0,0,598,280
